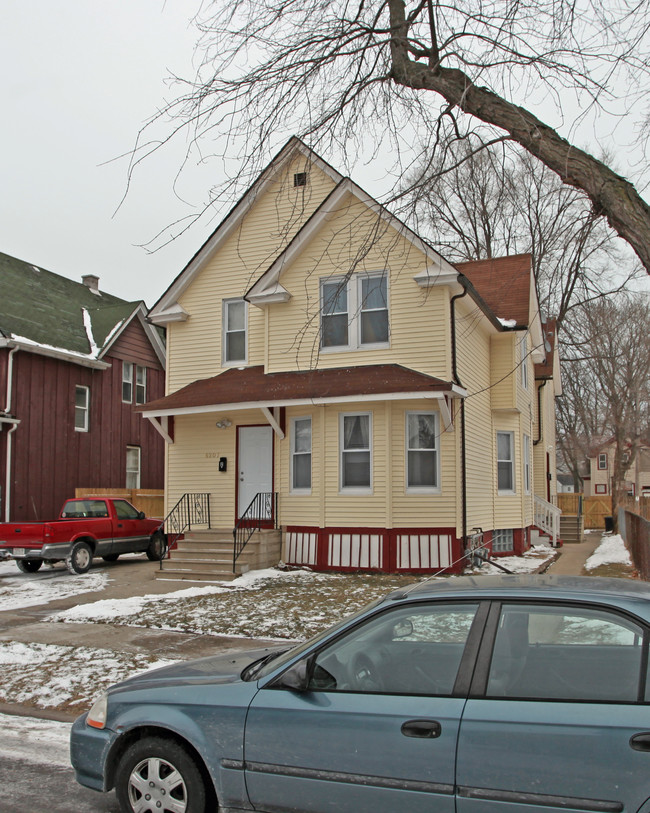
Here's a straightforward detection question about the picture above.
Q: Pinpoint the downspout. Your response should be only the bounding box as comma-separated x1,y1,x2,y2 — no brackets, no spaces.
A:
533,379,547,445
4,345,19,522
450,277,470,555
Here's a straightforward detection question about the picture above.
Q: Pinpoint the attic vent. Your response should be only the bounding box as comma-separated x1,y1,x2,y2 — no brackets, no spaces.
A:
293,172,308,188
82,274,100,294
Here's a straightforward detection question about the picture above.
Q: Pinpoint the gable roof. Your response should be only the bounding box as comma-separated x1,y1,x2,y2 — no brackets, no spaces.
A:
0,251,165,368
148,137,346,324
138,364,464,416
455,254,545,360
454,254,533,327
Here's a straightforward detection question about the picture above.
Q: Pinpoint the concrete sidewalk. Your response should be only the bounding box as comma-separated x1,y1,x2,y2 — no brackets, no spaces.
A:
543,531,603,576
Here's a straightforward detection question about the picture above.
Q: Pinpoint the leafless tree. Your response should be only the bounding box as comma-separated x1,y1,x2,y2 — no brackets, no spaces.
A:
138,0,650,276
562,293,650,525
404,139,638,328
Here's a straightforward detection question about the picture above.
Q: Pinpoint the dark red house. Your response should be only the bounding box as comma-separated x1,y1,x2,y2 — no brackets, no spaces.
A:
0,252,166,521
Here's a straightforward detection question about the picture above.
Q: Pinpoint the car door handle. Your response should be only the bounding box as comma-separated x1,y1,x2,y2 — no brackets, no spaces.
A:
630,733,650,751
401,719,441,739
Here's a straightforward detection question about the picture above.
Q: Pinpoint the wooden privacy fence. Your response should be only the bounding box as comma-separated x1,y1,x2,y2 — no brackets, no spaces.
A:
75,488,164,519
556,494,613,529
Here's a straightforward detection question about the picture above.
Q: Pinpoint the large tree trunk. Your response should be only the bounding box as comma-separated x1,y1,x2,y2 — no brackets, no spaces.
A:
388,0,650,274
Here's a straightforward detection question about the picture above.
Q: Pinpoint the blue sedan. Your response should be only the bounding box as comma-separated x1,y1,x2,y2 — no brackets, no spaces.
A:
71,574,650,813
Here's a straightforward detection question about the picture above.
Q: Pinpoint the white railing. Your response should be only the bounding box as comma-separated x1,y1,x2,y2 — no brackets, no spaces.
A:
534,495,561,547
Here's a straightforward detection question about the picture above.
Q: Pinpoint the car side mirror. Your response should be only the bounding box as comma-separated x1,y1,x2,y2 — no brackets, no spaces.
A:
272,656,314,692
138,511,146,520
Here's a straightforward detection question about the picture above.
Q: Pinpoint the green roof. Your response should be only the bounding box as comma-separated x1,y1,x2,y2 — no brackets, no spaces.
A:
0,252,143,357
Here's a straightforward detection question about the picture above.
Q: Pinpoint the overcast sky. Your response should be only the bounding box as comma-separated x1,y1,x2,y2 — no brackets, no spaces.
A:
2,0,649,307
1,0,212,305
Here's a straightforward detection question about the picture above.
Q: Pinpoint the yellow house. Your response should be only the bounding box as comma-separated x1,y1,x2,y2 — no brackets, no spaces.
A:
142,139,561,577
586,439,650,498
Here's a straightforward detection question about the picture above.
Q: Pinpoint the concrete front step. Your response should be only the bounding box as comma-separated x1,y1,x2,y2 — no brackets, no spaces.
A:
154,568,239,582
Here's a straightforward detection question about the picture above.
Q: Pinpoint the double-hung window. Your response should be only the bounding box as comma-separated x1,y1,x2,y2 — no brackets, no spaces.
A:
75,385,90,432
340,413,371,490
123,362,147,404
497,431,515,493
223,299,247,364
406,412,439,490
122,362,133,403
135,365,147,404
598,453,608,470
291,417,312,492
126,446,141,488
321,273,388,350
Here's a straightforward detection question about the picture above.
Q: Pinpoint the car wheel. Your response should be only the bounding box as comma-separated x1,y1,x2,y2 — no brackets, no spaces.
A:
146,531,166,562
66,541,92,574
115,736,207,813
102,554,120,562
16,559,43,573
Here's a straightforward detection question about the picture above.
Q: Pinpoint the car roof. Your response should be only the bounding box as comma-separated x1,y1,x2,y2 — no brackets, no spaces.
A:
390,574,650,605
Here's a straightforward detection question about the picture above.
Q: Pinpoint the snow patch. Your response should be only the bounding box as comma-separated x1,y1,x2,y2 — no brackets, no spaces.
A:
0,561,108,610
584,534,632,571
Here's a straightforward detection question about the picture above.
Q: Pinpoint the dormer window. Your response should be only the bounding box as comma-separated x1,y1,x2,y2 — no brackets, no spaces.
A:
293,172,308,187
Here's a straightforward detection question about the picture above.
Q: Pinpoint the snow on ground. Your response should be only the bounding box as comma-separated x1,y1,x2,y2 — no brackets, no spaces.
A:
0,640,173,713
584,534,632,571
465,544,555,576
0,711,71,766
0,559,108,611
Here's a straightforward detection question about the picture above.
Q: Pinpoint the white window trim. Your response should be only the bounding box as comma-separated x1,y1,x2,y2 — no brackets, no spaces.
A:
222,298,248,366
497,430,516,495
405,411,441,493
126,445,141,489
290,416,312,494
321,272,389,352
122,362,133,403
523,433,531,495
135,365,147,405
598,453,608,470
339,411,373,494
75,385,90,433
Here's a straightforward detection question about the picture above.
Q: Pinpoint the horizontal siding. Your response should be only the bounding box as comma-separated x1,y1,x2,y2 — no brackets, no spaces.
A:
265,194,451,378
490,333,516,410
166,155,338,392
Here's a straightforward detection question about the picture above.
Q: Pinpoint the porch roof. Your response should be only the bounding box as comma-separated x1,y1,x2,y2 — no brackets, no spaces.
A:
138,364,464,418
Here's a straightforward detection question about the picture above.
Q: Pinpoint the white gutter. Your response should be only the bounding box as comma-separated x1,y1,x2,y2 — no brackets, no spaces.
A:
4,422,19,522
0,338,110,370
3,345,20,522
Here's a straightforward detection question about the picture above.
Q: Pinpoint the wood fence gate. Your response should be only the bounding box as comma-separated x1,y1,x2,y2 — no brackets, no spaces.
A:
556,494,612,529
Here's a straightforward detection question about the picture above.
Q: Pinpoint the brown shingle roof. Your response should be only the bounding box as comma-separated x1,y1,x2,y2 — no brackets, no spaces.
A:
455,254,532,328
139,364,456,414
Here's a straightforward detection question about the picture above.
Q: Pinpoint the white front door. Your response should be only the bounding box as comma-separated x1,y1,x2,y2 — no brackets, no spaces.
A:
238,425,273,519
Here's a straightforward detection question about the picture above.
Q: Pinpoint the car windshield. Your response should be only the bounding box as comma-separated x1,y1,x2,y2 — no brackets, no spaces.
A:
249,595,388,681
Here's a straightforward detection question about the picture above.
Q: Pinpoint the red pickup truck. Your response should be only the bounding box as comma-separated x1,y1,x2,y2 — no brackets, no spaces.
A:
0,497,166,575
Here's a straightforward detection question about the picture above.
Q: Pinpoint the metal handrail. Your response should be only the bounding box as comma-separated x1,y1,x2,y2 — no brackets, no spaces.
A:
158,493,211,568
233,492,278,572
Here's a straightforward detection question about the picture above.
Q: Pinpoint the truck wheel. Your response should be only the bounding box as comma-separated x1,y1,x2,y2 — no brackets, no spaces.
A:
16,559,43,573
66,541,92,574
146,531,166,561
